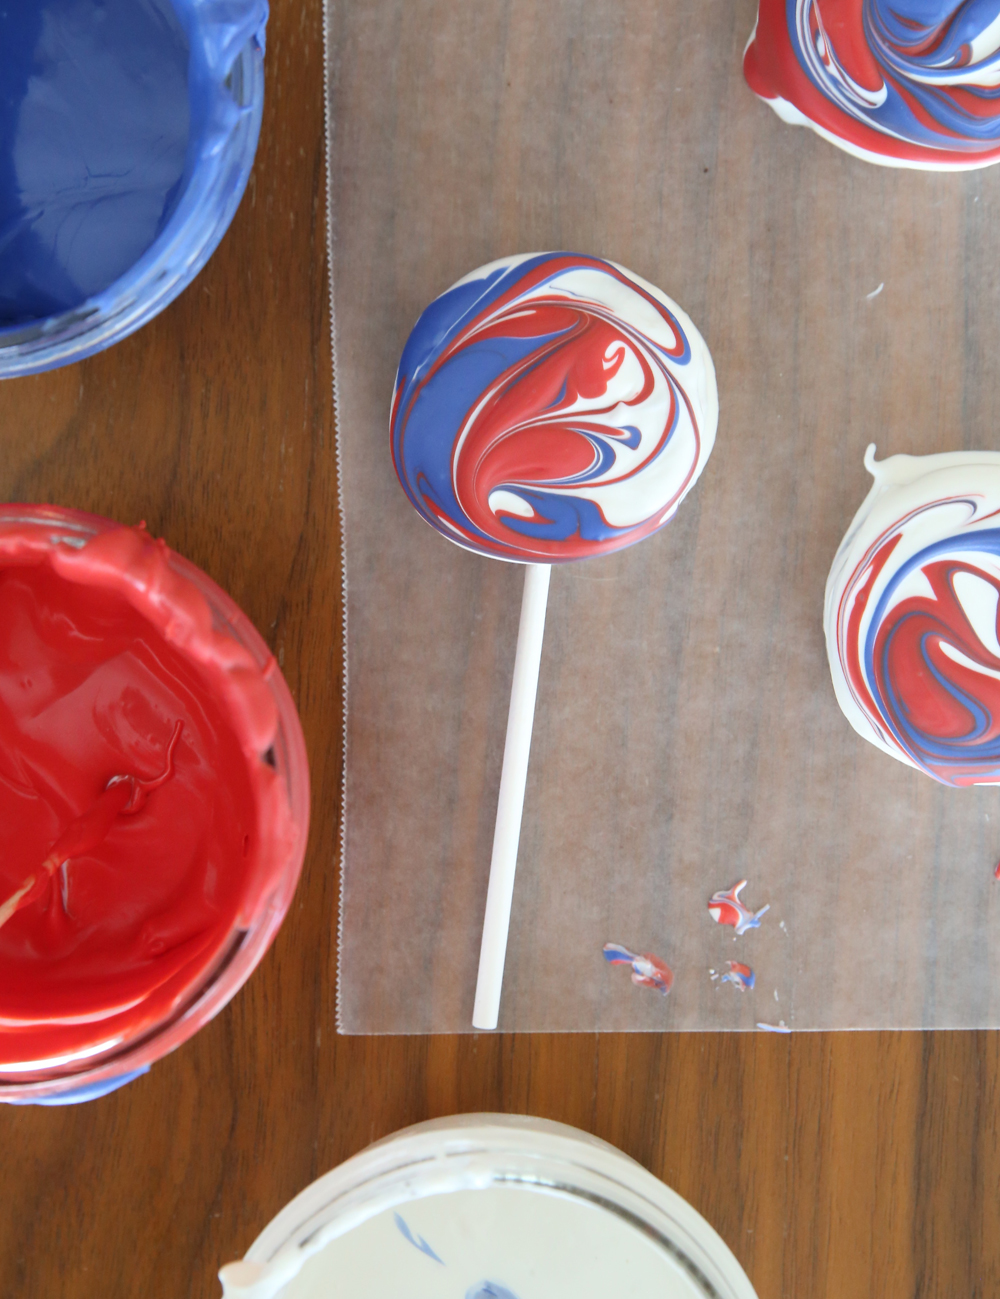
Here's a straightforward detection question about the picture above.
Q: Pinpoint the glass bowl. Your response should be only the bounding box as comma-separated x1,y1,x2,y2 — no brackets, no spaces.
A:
0,1,268,379
0,505,310,1102
220,1115,758,1299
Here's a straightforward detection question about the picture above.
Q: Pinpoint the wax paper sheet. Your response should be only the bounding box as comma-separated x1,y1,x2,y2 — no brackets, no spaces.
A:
326,0,1000,1032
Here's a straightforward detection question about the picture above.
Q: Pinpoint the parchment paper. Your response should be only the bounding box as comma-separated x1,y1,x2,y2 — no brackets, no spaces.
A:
326,0,1000,1032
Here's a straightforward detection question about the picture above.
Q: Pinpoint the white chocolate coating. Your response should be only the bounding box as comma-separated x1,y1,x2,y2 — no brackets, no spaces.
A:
825,445,1000,785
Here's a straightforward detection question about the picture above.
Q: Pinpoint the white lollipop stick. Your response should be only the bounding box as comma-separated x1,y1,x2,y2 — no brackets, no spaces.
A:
391,253,718,1032
473,562,551,1029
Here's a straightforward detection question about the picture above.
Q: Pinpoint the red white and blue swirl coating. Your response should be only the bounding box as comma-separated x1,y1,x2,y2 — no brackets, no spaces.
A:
390,253,718,563
745,0,1000,169
825,447,1000,785
602,943,673,994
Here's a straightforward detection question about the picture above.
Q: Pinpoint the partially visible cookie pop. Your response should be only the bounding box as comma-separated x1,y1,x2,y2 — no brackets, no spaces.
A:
744,0,1000,170
391,252,718,1028
826,445,1000,784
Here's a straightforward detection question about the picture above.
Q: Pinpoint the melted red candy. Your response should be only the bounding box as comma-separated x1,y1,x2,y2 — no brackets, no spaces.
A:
0,524,289,1072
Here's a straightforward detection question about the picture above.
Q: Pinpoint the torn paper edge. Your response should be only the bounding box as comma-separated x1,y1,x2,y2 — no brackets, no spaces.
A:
324,0,350,1033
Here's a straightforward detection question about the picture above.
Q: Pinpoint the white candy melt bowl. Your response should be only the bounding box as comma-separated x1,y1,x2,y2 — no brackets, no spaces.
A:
218,1114,758,1299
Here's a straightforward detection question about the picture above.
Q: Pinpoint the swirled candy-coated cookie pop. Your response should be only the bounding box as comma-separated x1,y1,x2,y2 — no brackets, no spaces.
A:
825,446,1000,785
744,0,1000,170
391,252,717,562
391,253,718,1027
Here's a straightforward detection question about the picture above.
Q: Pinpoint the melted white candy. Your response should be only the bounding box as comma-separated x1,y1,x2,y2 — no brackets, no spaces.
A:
824,444,1000,775
243,1186,715,1299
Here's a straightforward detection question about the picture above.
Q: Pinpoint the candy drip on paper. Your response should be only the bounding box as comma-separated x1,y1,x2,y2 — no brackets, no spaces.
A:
602,943,674,994
391,252,718,563
744,0,1000,170
0,520,294,1074
826,447,1000,785
721,960,756,991
708,880,770,934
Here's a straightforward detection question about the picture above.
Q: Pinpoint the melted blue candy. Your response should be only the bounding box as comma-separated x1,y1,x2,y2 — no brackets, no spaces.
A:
0,0,192,325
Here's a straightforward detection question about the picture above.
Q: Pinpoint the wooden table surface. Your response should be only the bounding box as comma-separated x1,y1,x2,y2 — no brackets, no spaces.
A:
0,1,997,1295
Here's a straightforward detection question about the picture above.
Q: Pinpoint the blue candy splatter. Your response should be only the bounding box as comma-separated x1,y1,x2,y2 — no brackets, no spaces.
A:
393,1212,443,1264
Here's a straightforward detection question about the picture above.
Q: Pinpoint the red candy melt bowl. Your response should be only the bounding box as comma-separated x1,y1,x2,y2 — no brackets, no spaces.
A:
0,506,310,1103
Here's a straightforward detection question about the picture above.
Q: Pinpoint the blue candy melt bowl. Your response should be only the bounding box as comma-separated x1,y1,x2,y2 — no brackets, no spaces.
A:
0,0,267,378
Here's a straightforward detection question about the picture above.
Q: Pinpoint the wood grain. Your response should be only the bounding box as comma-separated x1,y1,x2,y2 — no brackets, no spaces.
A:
0,0,997,1296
